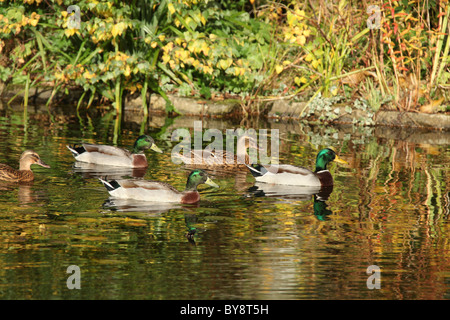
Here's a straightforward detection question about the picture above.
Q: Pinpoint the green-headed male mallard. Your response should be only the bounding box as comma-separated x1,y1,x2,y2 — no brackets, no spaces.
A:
175,135,259,170
247,148,348,187
99,169,219,204
0,150,50,182
67,135,162,168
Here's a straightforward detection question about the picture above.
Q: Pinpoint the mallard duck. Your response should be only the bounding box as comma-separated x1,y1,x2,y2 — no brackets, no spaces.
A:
67,135,162,168
247,148,348,187
0,150,50,182
99,169,219,204
175,135,259,169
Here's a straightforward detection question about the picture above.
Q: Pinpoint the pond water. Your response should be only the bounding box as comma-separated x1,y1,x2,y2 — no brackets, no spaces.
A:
0,103,449,300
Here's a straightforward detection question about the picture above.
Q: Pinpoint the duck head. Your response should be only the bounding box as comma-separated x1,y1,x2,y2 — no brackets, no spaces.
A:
314,148,348,172
133,135,163,154
19,150,50,171
185,169,219,191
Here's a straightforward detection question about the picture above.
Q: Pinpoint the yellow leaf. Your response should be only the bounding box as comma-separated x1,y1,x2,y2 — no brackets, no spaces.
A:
111,22,126,38
21,16,29,26
124,65,131,77
331,87,338,96
163,42,174,52
275,65,283,74
312,59,320,69
162,53,170,64
218,59,232,70
65,28,76,37
185,17,192,28
204,65,213,75
30,17,39,26
201,43,210,56
168,3,175,15
298,35,306,45
83,71,95,80
305,53,314,62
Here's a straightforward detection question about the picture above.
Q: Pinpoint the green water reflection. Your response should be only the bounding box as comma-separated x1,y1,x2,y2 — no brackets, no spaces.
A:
0,105,449,300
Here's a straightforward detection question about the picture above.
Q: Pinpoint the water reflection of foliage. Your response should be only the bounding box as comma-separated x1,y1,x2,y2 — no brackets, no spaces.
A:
348,139,449,298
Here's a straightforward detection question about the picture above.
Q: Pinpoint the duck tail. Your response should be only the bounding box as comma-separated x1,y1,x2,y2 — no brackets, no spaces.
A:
245,164,267,177
99,177,121,192
66,144,85,157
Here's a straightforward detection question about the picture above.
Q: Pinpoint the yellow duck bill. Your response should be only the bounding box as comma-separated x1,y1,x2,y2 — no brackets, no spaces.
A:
151,144,163,153
333,155,348,165
205,177,219,188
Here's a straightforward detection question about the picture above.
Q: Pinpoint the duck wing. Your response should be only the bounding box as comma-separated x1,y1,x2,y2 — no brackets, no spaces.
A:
176,149,250,168
176,149,221,166
68,144,136,167
0,164,20,181
117,179,180,192
250,164,321,186
82,144,132,157
249,164,314,175
100,178,183,202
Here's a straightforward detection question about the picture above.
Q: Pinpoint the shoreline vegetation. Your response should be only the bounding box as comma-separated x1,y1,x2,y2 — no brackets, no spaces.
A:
0,1,449,129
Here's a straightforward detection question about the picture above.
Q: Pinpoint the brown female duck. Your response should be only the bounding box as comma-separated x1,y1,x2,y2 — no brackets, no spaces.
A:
0,150,50,182
175,135,260,170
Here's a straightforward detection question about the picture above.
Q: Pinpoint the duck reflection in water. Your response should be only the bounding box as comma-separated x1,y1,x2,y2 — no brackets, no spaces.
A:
0,181,48,207
185,213,198,245
247,183,334,221
71,162,148,179
102,199,200,244
102,198,199,214
312,186,333,221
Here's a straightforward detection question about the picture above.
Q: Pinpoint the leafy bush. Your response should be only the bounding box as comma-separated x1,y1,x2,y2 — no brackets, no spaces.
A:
0,0,448,115
0,0,280,113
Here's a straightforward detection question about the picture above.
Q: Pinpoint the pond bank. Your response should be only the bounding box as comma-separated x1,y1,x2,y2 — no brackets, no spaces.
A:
1,94,449,147
1,86,449,130
130,93,450,131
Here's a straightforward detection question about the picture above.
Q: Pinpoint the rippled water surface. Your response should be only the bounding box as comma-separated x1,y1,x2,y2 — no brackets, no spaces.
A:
0,105,449,300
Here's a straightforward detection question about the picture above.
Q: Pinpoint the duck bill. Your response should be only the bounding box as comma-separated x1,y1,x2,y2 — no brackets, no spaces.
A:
205,177,219,188
151,144,163,153
37,159,51,168
333,155,348,165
